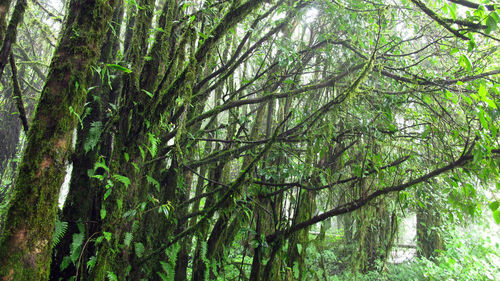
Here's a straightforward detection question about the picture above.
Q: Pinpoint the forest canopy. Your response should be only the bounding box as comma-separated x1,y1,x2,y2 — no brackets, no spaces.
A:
0,0,499,280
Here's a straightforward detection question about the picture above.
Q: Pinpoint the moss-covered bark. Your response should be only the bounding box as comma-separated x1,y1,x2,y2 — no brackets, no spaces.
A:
0,0,11,41
0,1,117,280
49,5,124,280
0,86,21,181
0,0,26,81
139,0,176,93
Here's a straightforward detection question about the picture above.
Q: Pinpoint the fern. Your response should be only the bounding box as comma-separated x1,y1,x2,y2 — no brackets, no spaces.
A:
134,242,145,258
113,174,131,188
158,242,179,279
52,220,68,247
83,121,103,153
87,255,97,271
156,271,168,281
201,240,209,280
146,175,160,192
147,133,158,158
106,271,118,281
70,232,84,264
124,232,133,247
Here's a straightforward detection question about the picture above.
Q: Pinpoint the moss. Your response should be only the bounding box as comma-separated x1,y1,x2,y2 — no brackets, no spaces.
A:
139,0,175,92
0,0,118,280
0,0,12,41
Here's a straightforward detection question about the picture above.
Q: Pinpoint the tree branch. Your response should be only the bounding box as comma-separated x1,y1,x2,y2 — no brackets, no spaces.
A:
266,148,500,243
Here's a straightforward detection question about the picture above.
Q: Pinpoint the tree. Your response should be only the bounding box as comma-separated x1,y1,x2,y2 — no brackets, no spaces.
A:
0,0,118,279
0,0,499,280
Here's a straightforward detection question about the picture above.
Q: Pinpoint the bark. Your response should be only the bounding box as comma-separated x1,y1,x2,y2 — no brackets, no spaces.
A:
0,0,117,280
49,3,125,279
0,86,21,180
0,0,11,41
9,53,28,133
0,0,26,81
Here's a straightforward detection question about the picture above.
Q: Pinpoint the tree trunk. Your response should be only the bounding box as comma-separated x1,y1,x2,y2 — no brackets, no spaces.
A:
0,1,117,279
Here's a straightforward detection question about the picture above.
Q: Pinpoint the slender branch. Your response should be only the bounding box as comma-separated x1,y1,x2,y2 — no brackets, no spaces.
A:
447,0,498,11
9,53,28,133
258,155,410,198
140,113,292,264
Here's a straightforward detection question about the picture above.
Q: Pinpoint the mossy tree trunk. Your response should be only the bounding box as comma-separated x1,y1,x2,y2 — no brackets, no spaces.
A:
49,4,125,280
0,86,21,181
0,0,117,280
0,0,11,41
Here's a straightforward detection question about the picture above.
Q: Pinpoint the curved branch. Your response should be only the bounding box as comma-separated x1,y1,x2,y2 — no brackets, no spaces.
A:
266,148,500,243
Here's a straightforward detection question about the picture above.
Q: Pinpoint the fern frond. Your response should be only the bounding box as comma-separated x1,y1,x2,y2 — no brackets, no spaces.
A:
52,220,68,247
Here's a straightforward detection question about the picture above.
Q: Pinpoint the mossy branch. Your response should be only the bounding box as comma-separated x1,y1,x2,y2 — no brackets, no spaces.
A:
9,52,28,133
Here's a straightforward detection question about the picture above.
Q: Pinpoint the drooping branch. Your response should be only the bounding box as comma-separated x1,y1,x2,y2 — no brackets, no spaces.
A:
266,148,500,243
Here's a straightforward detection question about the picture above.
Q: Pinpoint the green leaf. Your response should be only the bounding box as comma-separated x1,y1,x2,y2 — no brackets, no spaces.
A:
141,89,154,98
494,210,500,224
87,256,97,270
422,125,430,138
158,204,170,218
106,63,132,73
198,32,208,40
449,3,457,20
70,233,84,263
103,189,111,200
483,97,497,109
139,146,146,161
100,208,107,219
423,95,432,104
478,85,487,97
459,54,472,71
478,109,488,130
113,174,131,188
94,160,109,173
103,231,112,241
489,201,499,211
147,133,158,158
468,40,476,52
61,256,71,270
486,14,498,33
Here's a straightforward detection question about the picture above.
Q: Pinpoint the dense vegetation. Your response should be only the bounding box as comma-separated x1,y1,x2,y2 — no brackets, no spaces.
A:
0,0,499,280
